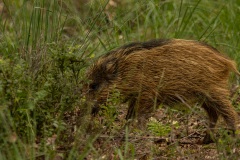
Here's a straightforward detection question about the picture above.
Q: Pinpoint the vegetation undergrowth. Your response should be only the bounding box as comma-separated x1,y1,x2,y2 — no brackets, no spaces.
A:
1,0,240,159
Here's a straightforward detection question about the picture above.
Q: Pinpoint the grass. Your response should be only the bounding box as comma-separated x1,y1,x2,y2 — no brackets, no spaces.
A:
1,0,240,159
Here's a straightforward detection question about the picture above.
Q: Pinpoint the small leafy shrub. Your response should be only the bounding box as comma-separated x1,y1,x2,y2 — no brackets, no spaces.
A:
98,90,123,129
147,117,175,137
0,42,89,156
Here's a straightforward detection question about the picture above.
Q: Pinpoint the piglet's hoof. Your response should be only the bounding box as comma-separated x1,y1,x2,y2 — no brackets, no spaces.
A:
202,133,215,144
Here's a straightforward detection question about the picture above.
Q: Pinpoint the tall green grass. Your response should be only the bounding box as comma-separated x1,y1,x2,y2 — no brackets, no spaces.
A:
0,0,240,159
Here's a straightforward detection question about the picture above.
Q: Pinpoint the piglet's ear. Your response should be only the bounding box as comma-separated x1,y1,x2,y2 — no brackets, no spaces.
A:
104,58,118,80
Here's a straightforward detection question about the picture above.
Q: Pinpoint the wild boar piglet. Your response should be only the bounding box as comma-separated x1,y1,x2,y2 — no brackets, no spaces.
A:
85,39,239,144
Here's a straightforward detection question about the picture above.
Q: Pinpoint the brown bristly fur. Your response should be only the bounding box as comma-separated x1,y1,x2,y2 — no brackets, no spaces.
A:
85,39,239,144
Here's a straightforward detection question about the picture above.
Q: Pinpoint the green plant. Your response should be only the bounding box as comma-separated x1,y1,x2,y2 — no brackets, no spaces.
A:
147,117,178,137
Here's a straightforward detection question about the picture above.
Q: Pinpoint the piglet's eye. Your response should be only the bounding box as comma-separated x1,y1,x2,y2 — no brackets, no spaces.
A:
89,83,99,91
